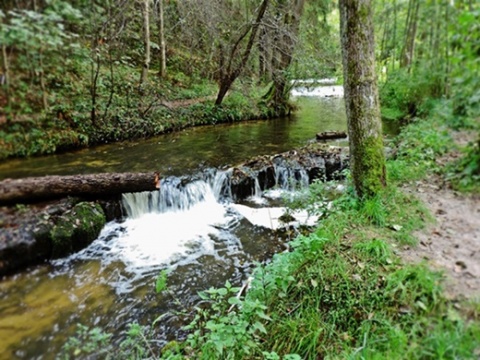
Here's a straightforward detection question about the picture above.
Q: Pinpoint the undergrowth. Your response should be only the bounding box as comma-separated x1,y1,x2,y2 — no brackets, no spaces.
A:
447,138,480,193
155,179,479,359
157,112,479,359
61,102,480,360
0,76,274,161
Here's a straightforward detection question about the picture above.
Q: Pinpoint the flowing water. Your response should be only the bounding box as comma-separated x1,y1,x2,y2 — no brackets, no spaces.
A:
0,87,357,359
0,90,348,180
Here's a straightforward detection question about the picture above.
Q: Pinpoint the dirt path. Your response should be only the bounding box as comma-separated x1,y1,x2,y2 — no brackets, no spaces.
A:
401,132,480,301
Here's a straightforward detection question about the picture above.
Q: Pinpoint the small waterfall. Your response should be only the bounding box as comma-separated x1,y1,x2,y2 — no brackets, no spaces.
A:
208,169,233,200
273,165,310,191
122,170,232,218
122,163,317,219
112,170,238,270
122,192,160,218
253,177,262,197
158,179,211,212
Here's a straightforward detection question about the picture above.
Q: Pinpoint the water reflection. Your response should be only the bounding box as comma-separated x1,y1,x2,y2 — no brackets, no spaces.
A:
0,96,348,180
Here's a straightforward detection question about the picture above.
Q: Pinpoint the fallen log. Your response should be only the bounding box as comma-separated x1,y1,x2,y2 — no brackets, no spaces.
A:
0,172,158,205
316,131,348,141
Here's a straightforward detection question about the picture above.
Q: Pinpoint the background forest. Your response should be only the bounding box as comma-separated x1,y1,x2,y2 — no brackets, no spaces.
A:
0,0,339,158
1,0,478,176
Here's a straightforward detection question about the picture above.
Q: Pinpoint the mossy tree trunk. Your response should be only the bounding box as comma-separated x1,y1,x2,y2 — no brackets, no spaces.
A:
1,44,10,116
339,0,386,198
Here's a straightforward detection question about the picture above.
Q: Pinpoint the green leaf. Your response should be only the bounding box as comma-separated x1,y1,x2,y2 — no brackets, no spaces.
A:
256,310,272,321
253,321,267,334
228,296,242,305
155,269,169,294
415,300,427,311
217,287,228,296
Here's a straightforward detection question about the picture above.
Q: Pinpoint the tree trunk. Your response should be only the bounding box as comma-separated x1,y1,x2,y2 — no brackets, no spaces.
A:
1,44,9,112
258,27,270,81
269,0,306,109
400,0,420,70
339,0,386,198
157,0,167,77
140,0,151,85
214,0,270,105
215,76,234,106
0,172,159,205
90,53,100,126
39,49,48,111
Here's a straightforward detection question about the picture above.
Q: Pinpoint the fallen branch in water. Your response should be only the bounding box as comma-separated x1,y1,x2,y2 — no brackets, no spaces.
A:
316,131,348,141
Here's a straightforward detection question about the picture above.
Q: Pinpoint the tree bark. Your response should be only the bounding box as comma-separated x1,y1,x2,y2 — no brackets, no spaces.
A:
140,0,151,85
39,48,48,111
157,0,167,77
339,0,386,198
268,0,306,110
0,172,159,205
1,44,9,112
400,0,420,70
258,27,270,81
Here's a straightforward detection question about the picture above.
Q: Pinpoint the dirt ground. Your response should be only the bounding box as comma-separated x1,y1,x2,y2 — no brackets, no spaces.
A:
401,132,480,301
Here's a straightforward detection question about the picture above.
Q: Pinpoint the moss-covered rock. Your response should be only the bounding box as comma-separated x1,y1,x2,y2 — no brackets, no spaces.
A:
51,202,106,258
0,200,108,275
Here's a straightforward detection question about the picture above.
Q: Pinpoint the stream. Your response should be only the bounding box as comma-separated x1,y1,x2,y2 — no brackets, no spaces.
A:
0,87,360,359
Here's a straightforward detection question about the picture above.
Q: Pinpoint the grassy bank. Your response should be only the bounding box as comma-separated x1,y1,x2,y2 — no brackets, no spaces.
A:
159,112,478,359
0,76,279,161
61,104,480,359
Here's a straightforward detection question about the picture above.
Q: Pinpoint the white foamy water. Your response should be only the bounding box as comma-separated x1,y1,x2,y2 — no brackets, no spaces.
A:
69,181,238,275
291,85,344,98
59,167,321,290
107,200,232,269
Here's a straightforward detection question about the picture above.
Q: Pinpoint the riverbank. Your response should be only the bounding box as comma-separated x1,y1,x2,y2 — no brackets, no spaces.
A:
153,113,479,359
0,79,281,161
53,106,480,359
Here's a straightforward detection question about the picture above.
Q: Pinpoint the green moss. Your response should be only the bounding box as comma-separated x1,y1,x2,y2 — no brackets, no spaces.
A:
50,202,106,258
355,135,387,198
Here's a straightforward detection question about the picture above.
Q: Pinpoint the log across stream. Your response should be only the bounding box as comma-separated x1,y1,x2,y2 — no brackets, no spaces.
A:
0,144,347,206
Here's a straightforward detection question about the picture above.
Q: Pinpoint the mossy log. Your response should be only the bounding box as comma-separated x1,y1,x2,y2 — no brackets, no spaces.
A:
0,172,159,205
